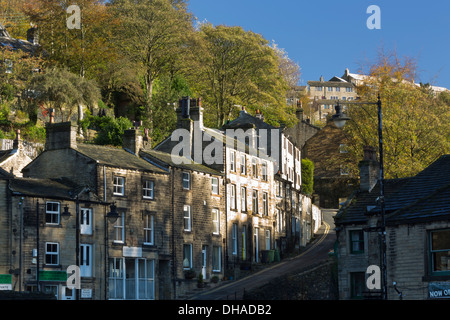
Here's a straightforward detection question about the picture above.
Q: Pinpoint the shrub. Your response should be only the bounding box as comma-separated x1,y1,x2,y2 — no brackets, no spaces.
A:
301,158,314,195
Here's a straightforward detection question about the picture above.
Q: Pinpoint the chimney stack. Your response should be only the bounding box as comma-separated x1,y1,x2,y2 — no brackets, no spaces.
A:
45,122,77,150
358,146,379,192
49,108,55,124
27,25,39,45
123,129,143,155
13,129,22,150
255,109,264,121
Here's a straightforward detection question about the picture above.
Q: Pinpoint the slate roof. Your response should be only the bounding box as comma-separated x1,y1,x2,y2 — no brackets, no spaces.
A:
335,155,450,226
75,144,167,174
9,177,82,200
386,184,450,225
334,178,410,225
382,155,450,212
0,149,14,163
222,109,276,131
0,36,40,55
140,149,223,176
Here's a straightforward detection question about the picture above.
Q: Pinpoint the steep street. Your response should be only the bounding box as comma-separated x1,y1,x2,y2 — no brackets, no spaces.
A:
189,209,337,300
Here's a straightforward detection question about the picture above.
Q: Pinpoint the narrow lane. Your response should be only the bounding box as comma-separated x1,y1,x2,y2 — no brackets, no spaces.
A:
189,209,337,300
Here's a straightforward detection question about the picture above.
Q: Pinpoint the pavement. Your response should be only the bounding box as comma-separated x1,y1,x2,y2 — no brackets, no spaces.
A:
187,209,337,300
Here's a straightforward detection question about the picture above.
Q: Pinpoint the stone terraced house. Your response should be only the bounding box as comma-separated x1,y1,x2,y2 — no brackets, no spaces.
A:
0,97,321,300
335,150,450,300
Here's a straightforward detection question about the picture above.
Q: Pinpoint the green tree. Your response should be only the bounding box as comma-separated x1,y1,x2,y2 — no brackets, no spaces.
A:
109,0,193,132
23,0,119,80
301,158,314,195
27,67,101,122
188,24,295,128
94,116,133,146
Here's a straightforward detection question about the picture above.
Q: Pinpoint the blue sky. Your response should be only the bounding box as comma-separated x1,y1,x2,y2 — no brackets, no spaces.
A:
188,0,450,89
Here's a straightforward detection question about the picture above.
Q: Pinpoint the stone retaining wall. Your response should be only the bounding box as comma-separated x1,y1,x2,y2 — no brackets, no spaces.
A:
243,258,338,300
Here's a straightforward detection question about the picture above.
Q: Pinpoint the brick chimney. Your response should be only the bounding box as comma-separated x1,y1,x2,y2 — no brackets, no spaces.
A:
358,146,379,192
255,109,264,121
45,122,77,150
13,129,23,150
27,25,39,45
122,129,143,155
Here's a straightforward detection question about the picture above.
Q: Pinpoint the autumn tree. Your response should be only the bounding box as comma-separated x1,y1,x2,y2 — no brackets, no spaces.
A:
0,0,29,39
343,49,450,179
187,23,296,128
23,0,119,80
109,0,193,132
27,67,101,122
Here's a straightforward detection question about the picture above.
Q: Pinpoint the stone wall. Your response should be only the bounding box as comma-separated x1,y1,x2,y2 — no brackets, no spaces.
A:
243,259,338,300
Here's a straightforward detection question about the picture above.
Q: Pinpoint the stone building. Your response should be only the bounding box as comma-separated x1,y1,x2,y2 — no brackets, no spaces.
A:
307,74,357,123
139,148,226,298
302,120,358,208
0,131,34,177
154,100,279,277
334,152,450,300
0,171,110,299
154,98,321,277
0,96,323,300
21,122,172,300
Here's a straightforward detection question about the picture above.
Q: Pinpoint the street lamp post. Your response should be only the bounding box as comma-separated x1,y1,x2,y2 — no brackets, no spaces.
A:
62,200,119,300
332,95,388,300
61,198,80,300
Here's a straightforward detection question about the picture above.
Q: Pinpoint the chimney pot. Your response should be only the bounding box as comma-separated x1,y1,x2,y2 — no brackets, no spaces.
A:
49,108,55,124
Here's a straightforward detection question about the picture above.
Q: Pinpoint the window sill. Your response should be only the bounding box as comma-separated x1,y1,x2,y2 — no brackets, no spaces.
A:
43,264,62,269
423,274,450,281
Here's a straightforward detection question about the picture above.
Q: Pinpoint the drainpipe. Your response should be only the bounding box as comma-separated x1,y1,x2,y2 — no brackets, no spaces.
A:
171,167,176,299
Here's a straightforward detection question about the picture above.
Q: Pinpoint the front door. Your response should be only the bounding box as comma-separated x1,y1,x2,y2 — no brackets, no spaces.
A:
254,227,259,263
201,246,207,280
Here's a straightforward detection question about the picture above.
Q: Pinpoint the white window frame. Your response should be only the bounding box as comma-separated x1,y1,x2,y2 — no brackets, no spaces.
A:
212,246,221,272
45,201,60,225
144,215,154,245
252,158,258,178
211,177,219,194
265,229,271,250
114,212,125,243
45,242,59,266
252,190,258,214
262,161,268,181
182,172,190,190
183,244,193,269
113,176,125,196
212,209,220,235
232,223,238,255
183,205,191,232
240,154,246,174
262,192,268,216
80,208,92,235
241,186,247,212
230,184,236,210
230,150,236,172
143,180,154,199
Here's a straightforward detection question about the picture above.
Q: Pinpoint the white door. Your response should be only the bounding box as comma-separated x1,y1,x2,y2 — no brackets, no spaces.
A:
80,244,92,277
61,286,75,300
80,208,92,235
